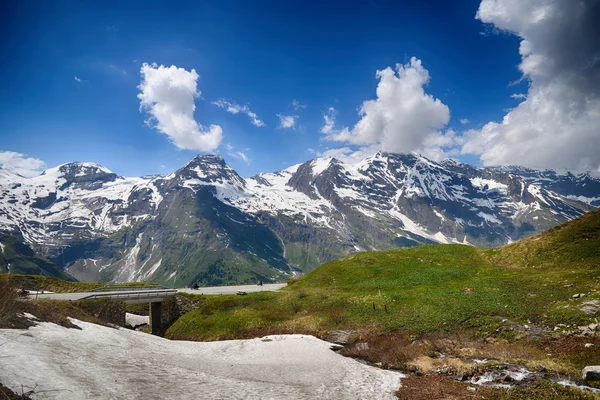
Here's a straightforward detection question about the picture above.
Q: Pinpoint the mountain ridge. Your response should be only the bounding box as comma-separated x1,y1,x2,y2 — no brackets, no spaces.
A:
0,152,597,286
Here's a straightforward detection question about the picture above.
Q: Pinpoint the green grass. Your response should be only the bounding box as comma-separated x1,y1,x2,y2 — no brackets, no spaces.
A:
167,209,600,342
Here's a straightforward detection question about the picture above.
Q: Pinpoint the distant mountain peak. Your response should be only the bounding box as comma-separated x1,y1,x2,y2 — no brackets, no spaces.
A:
174,153,245,189
36,162,118,189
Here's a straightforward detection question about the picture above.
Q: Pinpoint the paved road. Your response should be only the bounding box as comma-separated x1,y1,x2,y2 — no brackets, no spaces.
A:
177,283,286,295
31,289,177,302
27,284,286,301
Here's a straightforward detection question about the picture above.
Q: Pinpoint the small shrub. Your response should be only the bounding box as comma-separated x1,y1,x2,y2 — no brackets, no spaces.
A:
286,277,297,286
0,280,19,327
329,308,347,325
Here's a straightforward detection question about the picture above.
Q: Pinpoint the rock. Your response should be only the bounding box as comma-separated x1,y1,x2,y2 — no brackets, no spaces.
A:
585,343,594,348
579,326,593,335
573,293,587,299
564,284,574,288
580,300,600,315
582,366,600,380
496,373,513,383
326,330,356,345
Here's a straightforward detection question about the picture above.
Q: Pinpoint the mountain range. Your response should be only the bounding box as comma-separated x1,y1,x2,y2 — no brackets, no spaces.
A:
0,153,598,286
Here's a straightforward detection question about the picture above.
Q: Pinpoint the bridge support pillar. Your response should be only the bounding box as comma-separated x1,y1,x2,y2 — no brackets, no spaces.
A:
150,301,163,336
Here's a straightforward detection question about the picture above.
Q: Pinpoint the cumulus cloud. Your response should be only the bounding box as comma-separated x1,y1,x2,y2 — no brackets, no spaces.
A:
320,57,454,159
138,62,222,152
0,151,46,177
460,118,470,125
462,0,600,173
277,114,297,129
212,99,265,127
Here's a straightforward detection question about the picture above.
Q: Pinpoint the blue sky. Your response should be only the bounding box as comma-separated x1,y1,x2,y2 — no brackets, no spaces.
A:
3,0,597,177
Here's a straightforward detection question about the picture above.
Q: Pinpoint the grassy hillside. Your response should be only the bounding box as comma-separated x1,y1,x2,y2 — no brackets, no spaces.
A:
167,209,600,341
0,233,76,281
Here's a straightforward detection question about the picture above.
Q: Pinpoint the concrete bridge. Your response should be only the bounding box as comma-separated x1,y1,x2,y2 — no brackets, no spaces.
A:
34,288,177,335
31,283,286,335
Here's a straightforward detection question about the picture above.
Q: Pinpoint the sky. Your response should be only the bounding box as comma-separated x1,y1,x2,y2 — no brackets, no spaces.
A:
0,0,598,178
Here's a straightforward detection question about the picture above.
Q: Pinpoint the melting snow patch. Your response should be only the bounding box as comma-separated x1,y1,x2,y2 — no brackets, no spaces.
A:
477,212,501,224
471,178,508,194
0,320,403,399
125,313,149,327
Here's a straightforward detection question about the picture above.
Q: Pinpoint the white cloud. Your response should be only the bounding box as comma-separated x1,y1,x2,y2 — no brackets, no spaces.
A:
228,151,250,164
460,118,470,125
212,99,265,127
138,62,223,152
320,107,337,135
462,0,600,173
74,76,83,83
317,146,381,164
320,58,453,159
0,151,46,177
510,93,527,100
276,114,297,129
291,99,306,111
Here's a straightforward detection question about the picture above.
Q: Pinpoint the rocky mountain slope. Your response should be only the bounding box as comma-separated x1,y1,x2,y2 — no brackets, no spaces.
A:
0,153,596,286
0,233,74,281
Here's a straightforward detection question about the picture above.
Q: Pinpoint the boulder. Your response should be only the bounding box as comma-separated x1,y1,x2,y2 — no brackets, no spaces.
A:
582,366,600,381
326,330,356,345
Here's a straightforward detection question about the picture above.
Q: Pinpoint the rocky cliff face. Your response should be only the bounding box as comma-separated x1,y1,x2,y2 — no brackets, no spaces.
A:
0,153,596,286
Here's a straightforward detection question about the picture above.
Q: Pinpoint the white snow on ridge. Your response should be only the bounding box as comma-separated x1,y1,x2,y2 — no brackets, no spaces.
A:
477,212,502,224
471,178,508,194
310,157,333,176
565,194,600,205
0,320,403,400
0,166,162,243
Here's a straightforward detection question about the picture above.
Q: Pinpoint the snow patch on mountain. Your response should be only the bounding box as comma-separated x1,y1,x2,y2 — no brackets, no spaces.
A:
310,157,334,176
471,177,508,194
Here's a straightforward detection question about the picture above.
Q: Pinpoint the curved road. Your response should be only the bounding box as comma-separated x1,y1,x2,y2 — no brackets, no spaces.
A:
28,283,286,301
177,283,286,295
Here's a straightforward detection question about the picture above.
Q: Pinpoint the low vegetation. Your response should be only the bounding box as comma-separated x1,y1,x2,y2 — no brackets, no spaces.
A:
0,279,109,330
169,210,600,341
